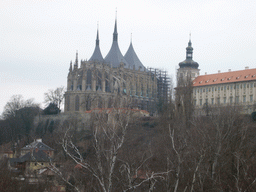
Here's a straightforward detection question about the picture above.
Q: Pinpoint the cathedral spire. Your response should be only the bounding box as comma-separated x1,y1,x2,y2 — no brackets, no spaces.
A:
113,10,118,42
89,24,104,62
96,22,99,46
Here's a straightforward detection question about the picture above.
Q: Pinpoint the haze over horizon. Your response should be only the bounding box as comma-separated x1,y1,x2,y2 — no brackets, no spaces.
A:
1,0,256,114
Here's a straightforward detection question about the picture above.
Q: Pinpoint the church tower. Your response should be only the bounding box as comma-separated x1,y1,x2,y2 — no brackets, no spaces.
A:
177,35,200,85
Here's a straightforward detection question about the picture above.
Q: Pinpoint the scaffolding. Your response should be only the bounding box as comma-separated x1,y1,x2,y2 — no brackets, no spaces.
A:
148,67,171,113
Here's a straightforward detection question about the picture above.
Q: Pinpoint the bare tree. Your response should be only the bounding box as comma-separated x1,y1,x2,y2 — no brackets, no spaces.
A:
44,86,65,110
1,95,39,142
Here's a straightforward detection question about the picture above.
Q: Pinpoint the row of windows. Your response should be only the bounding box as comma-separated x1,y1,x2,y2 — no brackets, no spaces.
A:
195,95,254,106
195,82,256,94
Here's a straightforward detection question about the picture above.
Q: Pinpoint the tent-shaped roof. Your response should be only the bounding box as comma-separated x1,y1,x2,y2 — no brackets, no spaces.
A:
104,19,130,68
89,28,104,62
124,42,145,71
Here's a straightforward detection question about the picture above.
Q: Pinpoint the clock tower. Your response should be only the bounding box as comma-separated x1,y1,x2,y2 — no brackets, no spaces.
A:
177,35,200,85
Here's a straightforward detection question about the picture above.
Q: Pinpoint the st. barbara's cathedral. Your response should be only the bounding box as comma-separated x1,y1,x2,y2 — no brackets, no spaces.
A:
64,18,169,115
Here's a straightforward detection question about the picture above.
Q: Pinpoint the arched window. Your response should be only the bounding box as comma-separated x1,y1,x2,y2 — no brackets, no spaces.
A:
98,97,103,108
75,95,80,111
86,69,92,90
108,97,113,108
96,71,102,91
105,73,110,92
66,95,70,111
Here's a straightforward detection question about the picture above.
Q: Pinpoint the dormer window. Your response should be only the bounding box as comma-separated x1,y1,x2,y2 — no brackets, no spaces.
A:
213,79,217,82
252,74,256,77
205,80,209,83
221,78,225,81
236,76,240,79
199,81,202,84
245,75,249,78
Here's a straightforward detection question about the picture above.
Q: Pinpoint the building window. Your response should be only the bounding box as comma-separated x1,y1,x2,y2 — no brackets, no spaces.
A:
224,86,226,91
243,95,246,103
221,86,223,91
224,97,226,104
75,95,80,111
200,99,202,106
250,83,253,88
212,87,214,92
236,84,239,89
247,84,249,88
227,86,229,90
206,88,208,93
217,98,220,104
205,99,208,104
235,96,239,103
66,95,70,111
211,98,214,105
218,87,220,92
230,97,233,104
194,100,197,105
244,83,246,89
230,85,233,91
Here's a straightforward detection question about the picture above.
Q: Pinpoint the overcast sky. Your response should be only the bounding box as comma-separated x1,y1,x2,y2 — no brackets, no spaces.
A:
1,0,256,114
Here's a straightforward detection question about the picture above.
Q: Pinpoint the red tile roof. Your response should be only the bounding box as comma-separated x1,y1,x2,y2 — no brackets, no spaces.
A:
193,68,256,87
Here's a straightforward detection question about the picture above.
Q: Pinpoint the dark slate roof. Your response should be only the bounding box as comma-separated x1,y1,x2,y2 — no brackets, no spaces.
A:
19,150,51,162
104,19,130,68
89,29,104,62
124,42,145,71
179,59,199,69
21,140,54,151
179,40,199,69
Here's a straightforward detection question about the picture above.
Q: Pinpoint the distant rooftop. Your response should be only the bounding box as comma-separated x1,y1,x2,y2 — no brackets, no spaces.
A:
193,68,256,87
21,139,54,151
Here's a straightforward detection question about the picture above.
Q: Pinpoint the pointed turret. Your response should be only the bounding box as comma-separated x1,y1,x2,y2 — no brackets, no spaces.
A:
69,61,72,72
124,34,145,71
89,24,104,62
179,35,199,69
74,51,78,69
104,17,130,68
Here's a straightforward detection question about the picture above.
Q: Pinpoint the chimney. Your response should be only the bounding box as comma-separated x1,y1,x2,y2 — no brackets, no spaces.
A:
205,72,207,75
245,66,249,70
218,70,221,73
36,138,42,143
228,69,231,72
